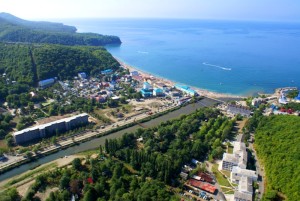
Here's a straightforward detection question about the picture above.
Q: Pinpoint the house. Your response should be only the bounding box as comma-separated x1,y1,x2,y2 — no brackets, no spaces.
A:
78,72,87,79
188,179,217,194
251,98,264,107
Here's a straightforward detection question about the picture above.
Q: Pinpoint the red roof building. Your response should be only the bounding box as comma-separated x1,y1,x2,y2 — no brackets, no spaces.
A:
188,179,216,194
197,172,215,184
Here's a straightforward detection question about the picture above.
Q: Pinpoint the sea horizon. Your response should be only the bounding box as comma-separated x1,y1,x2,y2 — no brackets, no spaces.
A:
62,18,300,96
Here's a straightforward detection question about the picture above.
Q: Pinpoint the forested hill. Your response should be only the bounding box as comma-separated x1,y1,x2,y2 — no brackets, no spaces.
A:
0,12,77,33
0,43,119,100
0,13,121,46
254,115,300,201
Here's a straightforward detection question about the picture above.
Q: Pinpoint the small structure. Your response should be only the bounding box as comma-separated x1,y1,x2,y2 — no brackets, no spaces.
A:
143,82,152,90
38,78,55,89
198,172,215,184
78,72,87,79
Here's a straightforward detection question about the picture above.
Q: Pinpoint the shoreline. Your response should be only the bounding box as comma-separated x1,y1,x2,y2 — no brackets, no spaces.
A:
115,57,246,99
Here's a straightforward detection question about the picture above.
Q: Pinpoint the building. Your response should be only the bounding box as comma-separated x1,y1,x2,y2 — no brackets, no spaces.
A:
234,176,253,201
221,142,247,171
101,69,113,75
174,84,197,96
78,72,87,79
278,95,288,104
131,71,139,76
227,105,252,117
13,113,89,144
188,179,217,194
251,98,264,107
140,89,153,98
231,166,257,184
38,78,55,89
154,82,168,92
143,82,152,90
153,88,164,96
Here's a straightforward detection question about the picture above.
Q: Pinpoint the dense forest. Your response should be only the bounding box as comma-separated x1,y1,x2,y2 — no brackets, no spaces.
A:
0,107,236,201
0,43,119,101
0,13,121,46
255,115,300,201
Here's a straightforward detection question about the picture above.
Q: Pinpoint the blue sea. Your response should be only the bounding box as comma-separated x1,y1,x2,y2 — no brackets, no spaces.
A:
63,19,300,96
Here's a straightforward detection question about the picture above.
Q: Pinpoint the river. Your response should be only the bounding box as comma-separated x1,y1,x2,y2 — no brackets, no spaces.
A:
0,97,219,181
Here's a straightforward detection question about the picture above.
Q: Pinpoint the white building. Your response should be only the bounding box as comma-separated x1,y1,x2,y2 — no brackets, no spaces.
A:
234,176,253,201
231,166,258,184
221,142,247,171
13,113,89,144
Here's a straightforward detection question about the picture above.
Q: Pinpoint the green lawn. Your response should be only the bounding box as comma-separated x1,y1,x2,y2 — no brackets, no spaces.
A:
227,145,234,154
212,164,232,188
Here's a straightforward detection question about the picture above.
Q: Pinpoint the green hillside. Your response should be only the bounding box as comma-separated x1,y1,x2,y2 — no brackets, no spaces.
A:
255,115,300,201
0,12,77,33
0,43,119,100
0,13,121,46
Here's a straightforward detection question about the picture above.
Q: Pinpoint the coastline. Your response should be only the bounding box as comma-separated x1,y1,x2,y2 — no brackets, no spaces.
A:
115,57,246,99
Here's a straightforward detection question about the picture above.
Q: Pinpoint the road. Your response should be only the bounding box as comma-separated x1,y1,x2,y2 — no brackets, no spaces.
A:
249,134,265,200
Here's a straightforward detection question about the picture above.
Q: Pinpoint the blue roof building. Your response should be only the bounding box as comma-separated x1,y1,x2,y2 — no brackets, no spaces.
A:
175,84,197,96
78,72,87,79
153,88,164,96
101,69,113,75
38,78,55,89
143,82,152,90
140,89,153,98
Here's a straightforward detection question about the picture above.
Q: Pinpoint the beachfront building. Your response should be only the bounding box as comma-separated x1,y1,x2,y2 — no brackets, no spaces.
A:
101,69,113,75
131,71,139,76
143,82,152,90
153,88,164,96
154,82,169,92
13,113,89,144
231,166,257,184
278,95,288,104
140,89,153,98
174,84,197,96
227,105,252,117
78,72,87,79
39,78,56,89
251,97,264,107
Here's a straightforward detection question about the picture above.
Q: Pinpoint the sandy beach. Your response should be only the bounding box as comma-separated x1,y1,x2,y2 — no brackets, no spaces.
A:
116,58,245,99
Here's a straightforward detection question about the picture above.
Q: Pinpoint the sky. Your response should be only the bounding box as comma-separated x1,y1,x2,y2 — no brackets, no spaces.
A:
0,0,300,22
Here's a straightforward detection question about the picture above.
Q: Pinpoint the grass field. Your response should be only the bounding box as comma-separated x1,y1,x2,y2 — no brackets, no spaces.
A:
212,164,232,188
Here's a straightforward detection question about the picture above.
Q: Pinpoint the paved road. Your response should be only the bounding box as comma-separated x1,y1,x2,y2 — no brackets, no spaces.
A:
249,134,265,200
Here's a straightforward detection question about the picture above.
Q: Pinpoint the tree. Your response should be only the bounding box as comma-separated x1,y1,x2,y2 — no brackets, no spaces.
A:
72,158,82,170
59,175,70,190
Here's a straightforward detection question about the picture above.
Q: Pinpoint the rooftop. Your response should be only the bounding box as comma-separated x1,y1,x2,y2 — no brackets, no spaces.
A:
238,176,253,194
13,113,89,136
